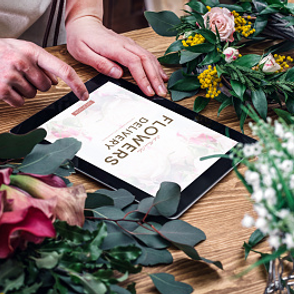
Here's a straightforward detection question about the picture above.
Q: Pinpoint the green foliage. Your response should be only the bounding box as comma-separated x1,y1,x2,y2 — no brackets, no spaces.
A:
0,129,46,160
144,11,181,36
18,138,82,175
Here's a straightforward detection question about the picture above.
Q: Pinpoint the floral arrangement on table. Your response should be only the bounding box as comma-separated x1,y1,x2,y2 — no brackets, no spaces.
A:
0,129,223,294
145,0,294,131
227,109,294,292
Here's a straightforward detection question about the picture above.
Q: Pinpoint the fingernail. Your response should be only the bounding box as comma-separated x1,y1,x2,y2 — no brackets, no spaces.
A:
147,85,155,95
109,67,122,79
81,91,89,101
158,84,167,96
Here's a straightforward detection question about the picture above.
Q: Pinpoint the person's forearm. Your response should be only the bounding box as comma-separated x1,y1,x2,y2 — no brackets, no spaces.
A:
65,0,103,25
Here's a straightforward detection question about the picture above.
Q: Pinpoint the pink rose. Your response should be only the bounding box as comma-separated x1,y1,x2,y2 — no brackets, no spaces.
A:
203,7,235,42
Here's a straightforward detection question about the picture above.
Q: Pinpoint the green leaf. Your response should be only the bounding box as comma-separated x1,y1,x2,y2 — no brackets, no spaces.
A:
251,88,268,120
180,51,202,64
153,182,181,217
217,97,233,116
216,4,244,12
193,96,210,113
170,89,198,102
85,193,114,209
108,245,141,261
234,54,261,67
149,273,193,294
248,229,265,246
232,96,243,119
3,272,25,293
137,197,160,216
158,53,180,65
259,4,280,15
19,138,81,174
188,0,208,14
0,259,24,287
285,67,294,82
170,76,200,92
34,251,60,269
173,243,223,269
185,43,215,53
101,222,136,250
201,0,220,7
165,40,184,54
144,11,181,36
231,80,246,100
109,285,132,294
70,272,107,294
274,108,294,124
195,29,216,44
55,221,92,243
253,15,268,36
109,259,142,274
198,49,221,66
136,246,173,266
132,222,170,249
159,220,206,246
0,129,46,159
93,189,135,209
286,97,294,114
12,282,42,294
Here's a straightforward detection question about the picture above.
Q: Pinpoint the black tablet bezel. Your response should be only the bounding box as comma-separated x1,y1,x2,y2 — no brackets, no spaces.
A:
10,74,256,218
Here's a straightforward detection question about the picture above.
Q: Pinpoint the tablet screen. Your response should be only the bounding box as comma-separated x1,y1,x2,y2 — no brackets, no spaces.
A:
40,81,238,196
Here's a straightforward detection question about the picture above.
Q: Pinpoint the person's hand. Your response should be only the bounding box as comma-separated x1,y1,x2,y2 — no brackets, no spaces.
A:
0,38,89,107
65,16,168,97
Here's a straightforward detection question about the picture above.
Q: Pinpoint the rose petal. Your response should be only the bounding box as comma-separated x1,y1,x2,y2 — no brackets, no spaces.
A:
20,173,67,188
0,207,56,258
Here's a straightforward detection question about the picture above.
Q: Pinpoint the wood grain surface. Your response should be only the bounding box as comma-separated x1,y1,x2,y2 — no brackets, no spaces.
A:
0,27,283,293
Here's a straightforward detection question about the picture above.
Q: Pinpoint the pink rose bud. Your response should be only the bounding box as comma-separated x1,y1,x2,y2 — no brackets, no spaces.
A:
223,47,239,63
259,53,281,73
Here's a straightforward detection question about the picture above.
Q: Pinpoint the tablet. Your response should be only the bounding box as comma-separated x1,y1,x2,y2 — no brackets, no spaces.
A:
11,74,255,218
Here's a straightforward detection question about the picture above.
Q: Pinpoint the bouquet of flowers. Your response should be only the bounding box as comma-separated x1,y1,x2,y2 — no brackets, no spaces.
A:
0,130,222,294
145,0,294,131
229,109,294,292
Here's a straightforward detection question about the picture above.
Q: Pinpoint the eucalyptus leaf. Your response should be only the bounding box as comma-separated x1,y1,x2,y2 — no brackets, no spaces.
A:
159,220,206,246
149,273,193,294
85,193,114,209
136,246,173,266
144,11,181,36
19,138,81,175
194,96,210,113
259,5,280,15
0,129,46,160
137,197,160,216
201,0,220,7
109,285,132,294
216,4,244,12
153,182,181,217
108,245,141,261
132,222,170,249
93,189,135,209
101,222,136,250
173,243,223,269
251,88,268,120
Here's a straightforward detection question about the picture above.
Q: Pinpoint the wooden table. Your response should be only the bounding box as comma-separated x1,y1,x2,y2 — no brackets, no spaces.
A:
0,27,275,293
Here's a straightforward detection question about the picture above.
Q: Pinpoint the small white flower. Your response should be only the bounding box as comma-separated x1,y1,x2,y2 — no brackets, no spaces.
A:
262,175,272,187
280,160,293,173
242,214,255,228
243,144,254,157
268,234,281,249
283,233,294,249
290,174,294,189
255,217,269,233
251,190,263,202
254,204,268,218
223,47,239,63
287,141,294,155
266,117,272,124
276,209,290,219
274,121,285,138
259,53,281,73
245,171,260,185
